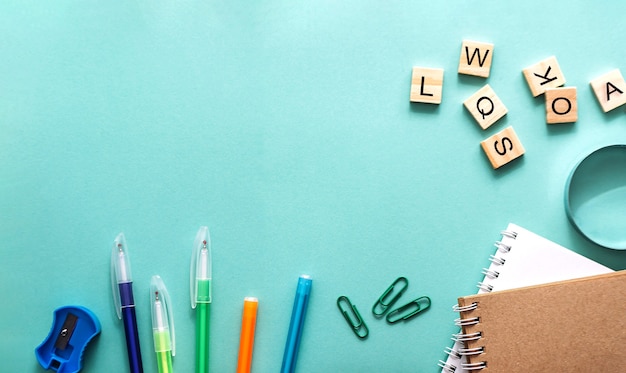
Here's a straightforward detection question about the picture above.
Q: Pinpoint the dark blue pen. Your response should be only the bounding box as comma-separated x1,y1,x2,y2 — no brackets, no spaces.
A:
111,233,144,373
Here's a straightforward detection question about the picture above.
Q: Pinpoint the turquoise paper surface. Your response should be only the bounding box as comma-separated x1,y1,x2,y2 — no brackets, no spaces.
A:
2,1,626,372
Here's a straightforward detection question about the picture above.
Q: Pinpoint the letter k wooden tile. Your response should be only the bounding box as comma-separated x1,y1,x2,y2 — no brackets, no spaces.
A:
522,56,566,97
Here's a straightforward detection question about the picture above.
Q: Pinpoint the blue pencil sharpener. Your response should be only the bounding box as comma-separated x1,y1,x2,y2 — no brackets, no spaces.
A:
35,305,101,373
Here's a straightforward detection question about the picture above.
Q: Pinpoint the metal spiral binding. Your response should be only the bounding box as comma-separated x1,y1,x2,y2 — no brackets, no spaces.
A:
443,346,460,359
481,268,500,279
476,281,494,292
438,360,457,373
478,229,517,293
494,240,512,253
458,347,484,356
452,331,482,342
437,347,460,370
462,362,487,371
500,229,517,239
440,228,518,372
452,302,478,313
455,316,480,327
489,254,506,265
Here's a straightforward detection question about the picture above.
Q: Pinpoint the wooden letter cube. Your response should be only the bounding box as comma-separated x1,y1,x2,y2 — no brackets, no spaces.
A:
590,69,626,113
545,87,577,124
463,84,508,130
522,56,566,97
458,40,494,78
480,126,525,169
410,67,444,104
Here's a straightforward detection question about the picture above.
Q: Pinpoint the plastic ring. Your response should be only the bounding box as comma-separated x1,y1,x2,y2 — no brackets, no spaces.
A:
564,144,626,250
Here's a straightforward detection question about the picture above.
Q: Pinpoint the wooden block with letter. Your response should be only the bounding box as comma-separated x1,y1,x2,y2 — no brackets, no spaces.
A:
480,126,525,169
464,84,508,129
522,56,566,97
545,87,577,124
590,69,626,112
458,40,494,78
410,67,444,104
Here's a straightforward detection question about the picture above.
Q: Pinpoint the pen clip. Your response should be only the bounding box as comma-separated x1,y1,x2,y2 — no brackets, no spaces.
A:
151,275,176,356
110,233,132,320
190,226,211,309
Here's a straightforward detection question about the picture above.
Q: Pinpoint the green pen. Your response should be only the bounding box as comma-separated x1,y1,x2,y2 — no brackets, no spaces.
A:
190,226,212,373
150,275,175,373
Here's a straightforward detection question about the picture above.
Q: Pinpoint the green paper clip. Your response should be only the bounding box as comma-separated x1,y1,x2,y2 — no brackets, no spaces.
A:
372,277,409,317
336,296,368,339
385,296,431,324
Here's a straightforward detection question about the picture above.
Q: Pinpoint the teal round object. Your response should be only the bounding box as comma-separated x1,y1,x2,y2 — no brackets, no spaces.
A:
565,145,626,250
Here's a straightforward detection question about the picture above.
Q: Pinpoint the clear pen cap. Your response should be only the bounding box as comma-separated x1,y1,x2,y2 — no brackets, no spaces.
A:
110,233,132,319
190,226,211,309
150,275,176,356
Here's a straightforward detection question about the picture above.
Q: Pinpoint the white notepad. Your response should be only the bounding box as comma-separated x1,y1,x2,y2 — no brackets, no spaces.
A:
438,223,613,373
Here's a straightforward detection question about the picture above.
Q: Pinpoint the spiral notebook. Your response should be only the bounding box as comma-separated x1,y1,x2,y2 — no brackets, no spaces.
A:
455,270,626,371
438,223,613,373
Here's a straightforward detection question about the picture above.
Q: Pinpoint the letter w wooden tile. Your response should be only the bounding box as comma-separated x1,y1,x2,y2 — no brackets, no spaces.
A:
458,40,494,78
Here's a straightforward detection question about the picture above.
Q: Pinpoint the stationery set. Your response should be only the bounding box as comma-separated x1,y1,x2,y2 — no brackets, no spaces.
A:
438,223,623,372
109,227,309,373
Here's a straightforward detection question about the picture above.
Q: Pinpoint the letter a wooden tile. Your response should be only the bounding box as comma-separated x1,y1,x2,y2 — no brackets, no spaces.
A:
522,56,566,97
464,84,508,129
410,67,444,104
590,69,626,112
480,126,525,169
458,40,494,78
545,87,577,124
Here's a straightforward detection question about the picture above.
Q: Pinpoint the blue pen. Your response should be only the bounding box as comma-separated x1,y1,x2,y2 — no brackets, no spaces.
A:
111,233,144,373
280,275,312,373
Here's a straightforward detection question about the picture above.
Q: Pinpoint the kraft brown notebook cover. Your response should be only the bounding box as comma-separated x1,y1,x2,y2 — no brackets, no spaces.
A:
455,270,626,372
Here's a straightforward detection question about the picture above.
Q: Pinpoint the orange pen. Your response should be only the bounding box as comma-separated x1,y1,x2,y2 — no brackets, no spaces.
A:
236,297,259,373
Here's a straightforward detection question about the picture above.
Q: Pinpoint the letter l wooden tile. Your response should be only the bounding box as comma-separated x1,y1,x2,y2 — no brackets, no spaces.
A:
410,67,444,104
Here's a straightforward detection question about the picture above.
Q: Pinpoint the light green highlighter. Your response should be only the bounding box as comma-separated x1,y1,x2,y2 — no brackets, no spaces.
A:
150,275,175,373
191,226,212,373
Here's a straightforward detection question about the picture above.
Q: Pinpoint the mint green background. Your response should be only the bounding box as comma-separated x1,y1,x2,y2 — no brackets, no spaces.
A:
2,1,626,372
